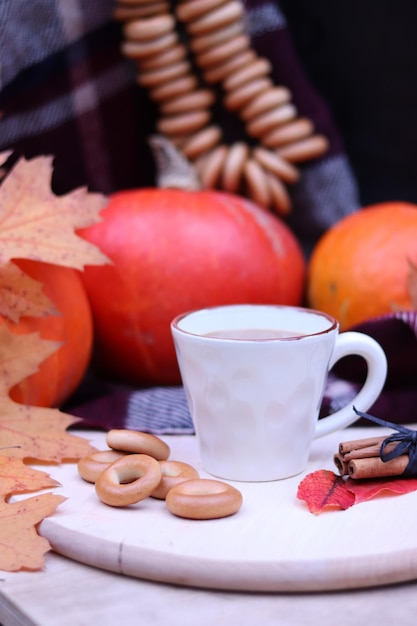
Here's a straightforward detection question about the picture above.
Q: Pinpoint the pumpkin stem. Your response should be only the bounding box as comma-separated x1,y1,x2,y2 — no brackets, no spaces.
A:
149,135,202,191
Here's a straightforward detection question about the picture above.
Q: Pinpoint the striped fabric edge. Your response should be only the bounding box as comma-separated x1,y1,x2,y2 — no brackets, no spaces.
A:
124,386,195,435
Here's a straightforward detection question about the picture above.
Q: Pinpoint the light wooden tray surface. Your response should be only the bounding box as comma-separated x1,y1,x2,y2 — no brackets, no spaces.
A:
36,426,417,592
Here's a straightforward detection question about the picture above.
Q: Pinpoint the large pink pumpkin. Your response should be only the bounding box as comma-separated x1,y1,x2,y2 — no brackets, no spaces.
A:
79,189,306,385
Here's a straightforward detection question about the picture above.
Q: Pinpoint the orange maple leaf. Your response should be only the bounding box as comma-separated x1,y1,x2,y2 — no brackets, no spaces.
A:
0,456,60,497
0,457,66,571
0,492,66,571
0,325,96,462
0,154,108,571
0,261,56,323
0,154,110,323
0,154,110,269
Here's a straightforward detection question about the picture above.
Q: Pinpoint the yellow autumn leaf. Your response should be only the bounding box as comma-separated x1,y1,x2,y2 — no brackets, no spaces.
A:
0,456,60,500
0,326,95,462
0,261,56,323
0,154,110,269
0,492,66,571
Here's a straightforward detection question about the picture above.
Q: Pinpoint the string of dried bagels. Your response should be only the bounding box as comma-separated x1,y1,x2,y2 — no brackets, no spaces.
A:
114,0,329,214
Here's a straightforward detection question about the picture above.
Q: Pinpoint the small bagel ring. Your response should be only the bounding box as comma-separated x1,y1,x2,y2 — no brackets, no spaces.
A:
189,22,244,55
176,0,228,23
114,3,170,21
95,454,162,507
195,144,228,188
106,429,170,460
182,125,222,160
151,460,200,499
123,14,175,42
276,134,329,163
243,158,271,207
187,2,244,36
224,78,272,111
203,50,256,84
222,141,249,193
166,479,243,519
196,34,250,70
77,449,128,483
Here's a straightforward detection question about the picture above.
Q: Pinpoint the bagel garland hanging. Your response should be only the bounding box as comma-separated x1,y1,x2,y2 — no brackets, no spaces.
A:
114,0,329,215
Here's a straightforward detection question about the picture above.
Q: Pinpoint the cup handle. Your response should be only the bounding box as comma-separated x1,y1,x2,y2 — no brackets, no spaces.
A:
314,331,388,439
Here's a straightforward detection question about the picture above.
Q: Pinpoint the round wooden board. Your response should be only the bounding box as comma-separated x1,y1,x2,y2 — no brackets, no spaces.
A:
37,427,417,592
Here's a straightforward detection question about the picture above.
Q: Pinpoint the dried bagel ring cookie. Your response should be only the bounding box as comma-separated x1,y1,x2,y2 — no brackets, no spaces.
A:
224,78,272,112
114,3,171,21
95,454,162,507
140,44,188,71
149,74,198,103
195,144,228,188
276,135,329,163
181,125,222,160
160,88,215,115
240,87,292,121
106,429,170,460
264,170,292,216
221,141,249,193
246,104,297,139
186,1,244,36
176,0,229,23
189,21,244,54
252,146,299,185
223,57,272,92
77,449,128,484
137,60,190,88
151,460,200,499
122,32,178,60
203,49,256,84
243,158,271,208
157,110,211,136
166,478,243,519
195,34,250,70
123,14,175,41
262,117,314,149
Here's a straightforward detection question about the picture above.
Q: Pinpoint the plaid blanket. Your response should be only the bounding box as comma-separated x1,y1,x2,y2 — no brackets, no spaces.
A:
2,2,416,430
0,0,359,248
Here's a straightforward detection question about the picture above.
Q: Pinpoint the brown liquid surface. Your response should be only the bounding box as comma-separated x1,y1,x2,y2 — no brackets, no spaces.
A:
204,328,301,340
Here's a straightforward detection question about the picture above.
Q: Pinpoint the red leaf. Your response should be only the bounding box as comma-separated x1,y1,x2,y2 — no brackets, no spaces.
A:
297,470,355,514
297,470,417,514
345,476,417,503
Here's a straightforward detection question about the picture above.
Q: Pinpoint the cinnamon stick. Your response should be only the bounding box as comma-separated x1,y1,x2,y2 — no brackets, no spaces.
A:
333,453,349,476
340,441,398,462
339,435,386,455
335,434,409,479
347,455,409,480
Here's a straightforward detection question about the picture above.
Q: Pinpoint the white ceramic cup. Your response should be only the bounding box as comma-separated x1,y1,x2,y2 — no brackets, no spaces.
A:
171,304,388,482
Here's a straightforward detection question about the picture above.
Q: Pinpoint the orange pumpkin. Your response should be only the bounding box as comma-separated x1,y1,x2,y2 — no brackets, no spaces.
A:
307,202,417,329
5,260,94,407
79,188,306,386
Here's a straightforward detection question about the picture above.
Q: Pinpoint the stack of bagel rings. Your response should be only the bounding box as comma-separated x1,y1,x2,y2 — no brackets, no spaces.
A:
78,429,243,520
114,0,329,214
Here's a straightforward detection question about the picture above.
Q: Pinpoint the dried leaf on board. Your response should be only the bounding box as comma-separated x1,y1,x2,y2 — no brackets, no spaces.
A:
297,469,417,514
0,456,60,496
297,470,355,514
0,490,66,571
0,322,95,572
0,325,95,462
0,457,65,571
